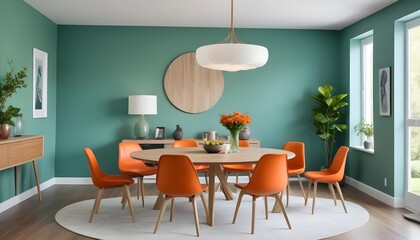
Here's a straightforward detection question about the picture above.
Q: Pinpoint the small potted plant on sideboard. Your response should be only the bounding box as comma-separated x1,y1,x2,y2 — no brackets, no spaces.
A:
0,61,27,139
354,120,374,149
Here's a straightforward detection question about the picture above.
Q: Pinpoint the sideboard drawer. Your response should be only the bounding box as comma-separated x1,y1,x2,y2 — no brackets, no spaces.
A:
0,145,8,169
0,135,44,201
3,136,44,168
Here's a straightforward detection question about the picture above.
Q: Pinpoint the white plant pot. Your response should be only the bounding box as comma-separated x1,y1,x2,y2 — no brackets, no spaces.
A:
364,136,373,149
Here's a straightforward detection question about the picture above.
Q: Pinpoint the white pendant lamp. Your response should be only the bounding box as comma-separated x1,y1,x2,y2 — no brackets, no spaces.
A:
196,0,269,72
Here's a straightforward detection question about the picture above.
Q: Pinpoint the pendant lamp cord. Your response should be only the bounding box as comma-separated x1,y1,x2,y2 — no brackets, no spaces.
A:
228,0,239,43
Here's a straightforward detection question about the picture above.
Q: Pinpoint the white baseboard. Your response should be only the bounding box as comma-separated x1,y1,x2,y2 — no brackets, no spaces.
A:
54,177,93,185
345,176,404,208
0,178,55,214
0,175,404,214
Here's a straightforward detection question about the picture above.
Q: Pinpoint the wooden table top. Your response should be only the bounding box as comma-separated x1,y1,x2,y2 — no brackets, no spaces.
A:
130,147,295,165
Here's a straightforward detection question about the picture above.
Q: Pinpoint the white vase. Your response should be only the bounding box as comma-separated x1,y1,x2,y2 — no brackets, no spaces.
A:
364,136,373,149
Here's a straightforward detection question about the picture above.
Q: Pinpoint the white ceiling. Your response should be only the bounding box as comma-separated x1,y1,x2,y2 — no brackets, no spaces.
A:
25,0,398,30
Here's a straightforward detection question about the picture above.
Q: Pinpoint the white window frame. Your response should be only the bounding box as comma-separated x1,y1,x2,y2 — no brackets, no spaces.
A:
404,17,420,211
360,36,373,124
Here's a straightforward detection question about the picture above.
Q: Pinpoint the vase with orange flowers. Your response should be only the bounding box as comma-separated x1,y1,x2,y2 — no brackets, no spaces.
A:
220,111,251,153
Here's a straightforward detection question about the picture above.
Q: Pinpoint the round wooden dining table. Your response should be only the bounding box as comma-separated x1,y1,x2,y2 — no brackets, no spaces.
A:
131,147,295,226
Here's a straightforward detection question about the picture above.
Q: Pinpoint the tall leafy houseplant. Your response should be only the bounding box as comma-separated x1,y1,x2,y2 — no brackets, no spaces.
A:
310,84,348,168
0,62,27,126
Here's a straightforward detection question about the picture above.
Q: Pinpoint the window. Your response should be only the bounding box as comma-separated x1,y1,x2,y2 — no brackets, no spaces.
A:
361,37,373,125
406,18,420,197
349,32,374,152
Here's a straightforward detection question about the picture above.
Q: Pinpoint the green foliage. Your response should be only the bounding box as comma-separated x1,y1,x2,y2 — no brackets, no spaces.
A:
310,84,348,168
354,120,374,137
411,128,420,160
0,61,27,125
412,168,420,178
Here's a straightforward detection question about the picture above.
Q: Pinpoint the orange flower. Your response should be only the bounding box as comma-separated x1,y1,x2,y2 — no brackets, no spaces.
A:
219,111,251,131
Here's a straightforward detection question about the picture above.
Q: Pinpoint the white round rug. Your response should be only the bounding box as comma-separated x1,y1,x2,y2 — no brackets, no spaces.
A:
55,193,369,240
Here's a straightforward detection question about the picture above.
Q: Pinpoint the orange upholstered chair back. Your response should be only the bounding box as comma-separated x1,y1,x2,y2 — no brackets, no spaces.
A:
283,141,305,170
156,155,204,196
118,142,148,171
84,148,107,188
328,146,349,178
173,139,199,148
244,154,288,195
239,140,250,147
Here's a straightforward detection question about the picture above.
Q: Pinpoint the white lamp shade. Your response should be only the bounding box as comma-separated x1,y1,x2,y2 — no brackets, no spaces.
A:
196,43,269,72
128,95,157,115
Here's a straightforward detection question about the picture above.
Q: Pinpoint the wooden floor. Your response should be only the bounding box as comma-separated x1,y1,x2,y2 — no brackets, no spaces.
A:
0,181,419,240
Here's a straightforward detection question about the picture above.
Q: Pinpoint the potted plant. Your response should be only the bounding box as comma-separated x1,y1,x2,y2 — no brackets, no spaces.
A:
354,120,374,149
0,62,27,139
310,84,348,169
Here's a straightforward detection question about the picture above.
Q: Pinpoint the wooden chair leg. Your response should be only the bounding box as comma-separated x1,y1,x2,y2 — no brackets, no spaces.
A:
140,177,145,207
297,174,306,202
121,189,126,209
170,197,175,221
95,188,104,214
236,173,239,184
251,195,256,234
204,172,208,184
200,192,209,223
191,196,200,237
328,183,337,205
89,188,103,223
232,191,245,224
123,184,135,223
136,176,140,200
334,182,348,213
274,194,292,229
154,196,169,234
264,196,268,219
286,178,290,207
311,182,318,214
305,180,312,206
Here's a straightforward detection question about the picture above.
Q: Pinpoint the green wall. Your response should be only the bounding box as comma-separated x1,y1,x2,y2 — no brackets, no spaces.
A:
56,26,342,177
340,0,420,197
0,0,57,202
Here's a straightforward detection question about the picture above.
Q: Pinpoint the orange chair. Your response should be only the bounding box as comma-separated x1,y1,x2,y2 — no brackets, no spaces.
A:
304,146,349,214
119,142,158,207
283,141,306,207
232,154,291,234
153,155,209,237
84,148,135,223
221,140,253,184
172,139,209,183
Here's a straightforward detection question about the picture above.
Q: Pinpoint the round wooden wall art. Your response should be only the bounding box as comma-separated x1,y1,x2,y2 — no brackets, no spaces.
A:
164,52,224,113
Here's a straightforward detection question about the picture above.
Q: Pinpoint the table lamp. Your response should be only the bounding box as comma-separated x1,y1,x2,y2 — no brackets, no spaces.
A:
128,95,157,139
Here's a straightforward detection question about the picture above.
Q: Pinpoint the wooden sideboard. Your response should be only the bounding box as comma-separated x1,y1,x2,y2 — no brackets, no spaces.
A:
0,135,44,202
122,138,260,148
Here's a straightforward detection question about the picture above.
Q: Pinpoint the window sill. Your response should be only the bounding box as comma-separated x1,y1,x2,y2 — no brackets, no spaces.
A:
350,145,374,154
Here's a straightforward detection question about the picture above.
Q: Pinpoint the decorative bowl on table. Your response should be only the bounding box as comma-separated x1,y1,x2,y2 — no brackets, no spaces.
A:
203,141,223,153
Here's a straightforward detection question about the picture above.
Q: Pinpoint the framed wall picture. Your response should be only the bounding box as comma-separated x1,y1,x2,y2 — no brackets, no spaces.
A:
33,48,48,118
379,67,391,116
155,127,165,139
